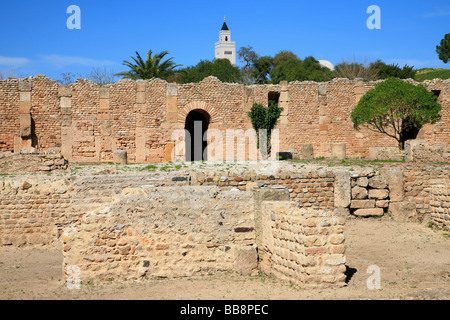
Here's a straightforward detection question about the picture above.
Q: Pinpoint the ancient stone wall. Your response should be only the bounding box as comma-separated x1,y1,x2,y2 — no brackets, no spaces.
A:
192,169,335,210
430,180,450,230
63,186,256,282
260,202,346,288
1,76,448,162
401,165,450,221
0,175,70,246
405,140,450,164
0,149,68,174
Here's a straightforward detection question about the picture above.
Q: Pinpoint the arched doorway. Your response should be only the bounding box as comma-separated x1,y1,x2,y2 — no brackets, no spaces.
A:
185,109,210,161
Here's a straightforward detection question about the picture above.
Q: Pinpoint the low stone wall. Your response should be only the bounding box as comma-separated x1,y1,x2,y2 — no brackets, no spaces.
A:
0,149,68,174
63,186,256,282
430,180,450,230
402,165,450,221
193,169,335,210
405,140,450,164
260,202,346,288
368,147,404,161
0,175,70,246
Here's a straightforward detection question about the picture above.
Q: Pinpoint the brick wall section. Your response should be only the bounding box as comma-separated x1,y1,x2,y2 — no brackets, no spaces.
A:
262,202,346,288
1,76,448,162
430,180,450,230
31,76,60,149
0,176,70,246
71,79,101,160
403,166,450,218
0,150,68,174
0,79,19,151
193,170,335,210
63,186,255,282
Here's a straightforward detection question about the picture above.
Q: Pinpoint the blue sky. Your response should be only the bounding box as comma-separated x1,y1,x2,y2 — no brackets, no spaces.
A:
0,0,449,80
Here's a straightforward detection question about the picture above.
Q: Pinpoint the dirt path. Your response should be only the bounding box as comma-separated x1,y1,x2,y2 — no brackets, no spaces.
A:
0,218,449,300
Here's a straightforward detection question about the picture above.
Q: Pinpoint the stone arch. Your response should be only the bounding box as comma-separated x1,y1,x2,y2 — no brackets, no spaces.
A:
178,101,220,124
184,109,210,161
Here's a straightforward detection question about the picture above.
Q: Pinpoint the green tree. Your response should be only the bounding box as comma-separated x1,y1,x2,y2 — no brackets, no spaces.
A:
369,60,416,79
436,33,450,63
116,50,181,80
273,51,299,66
270,55,333,83
248,101,283,157
237,46,273,84
351,77,442,149
178,59,241,83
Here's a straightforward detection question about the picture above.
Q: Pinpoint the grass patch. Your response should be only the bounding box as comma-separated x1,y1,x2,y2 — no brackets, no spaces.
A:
415,68,450,81
139,165,158,172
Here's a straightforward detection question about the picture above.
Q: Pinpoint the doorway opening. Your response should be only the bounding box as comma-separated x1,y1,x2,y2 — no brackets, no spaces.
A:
184,109,210,161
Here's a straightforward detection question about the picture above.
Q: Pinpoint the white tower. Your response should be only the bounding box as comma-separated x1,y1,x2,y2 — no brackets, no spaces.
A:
215,17,236,65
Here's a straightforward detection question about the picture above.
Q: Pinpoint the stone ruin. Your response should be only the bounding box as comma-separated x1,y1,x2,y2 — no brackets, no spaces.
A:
0,75,448,288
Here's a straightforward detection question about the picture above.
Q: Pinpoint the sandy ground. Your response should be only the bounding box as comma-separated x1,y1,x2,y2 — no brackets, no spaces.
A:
0,218,448,300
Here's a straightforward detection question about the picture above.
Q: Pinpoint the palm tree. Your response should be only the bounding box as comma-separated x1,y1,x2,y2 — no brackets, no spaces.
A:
115,50,182,80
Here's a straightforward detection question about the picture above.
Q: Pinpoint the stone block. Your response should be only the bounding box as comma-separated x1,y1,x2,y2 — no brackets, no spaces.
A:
368,189,389,200
234,245,258,275
99,87,110,99
356,177,368,187
368,147,404,161
353,208,384,217
18,101,32,114
165,142,175,162
58,85,72,97
352,186,368,199
368,175,387,189
19,114,32,138
20,126,32,138
136,91,146,104
19,92,31,102
331,143,346,159
302,144,314,160
19,80,31,91
376,200,389,208
166,96,178,113
350,200,375,209
318,84,327,96
388,201,417,222
166,112,178,123
60,97,71,109
166,83,178,96
99,99,110,110
113,150,127,165
334,171,351,208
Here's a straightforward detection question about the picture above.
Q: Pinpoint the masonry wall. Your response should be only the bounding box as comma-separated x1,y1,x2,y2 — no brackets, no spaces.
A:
261,202,347,288
0,175,70,246
0,150,68,174
430,180,450,230
63,186,256,282
1,76,448,162
193,169,335,209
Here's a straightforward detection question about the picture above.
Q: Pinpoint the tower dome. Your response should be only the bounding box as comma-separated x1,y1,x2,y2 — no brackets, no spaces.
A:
318,56,335,71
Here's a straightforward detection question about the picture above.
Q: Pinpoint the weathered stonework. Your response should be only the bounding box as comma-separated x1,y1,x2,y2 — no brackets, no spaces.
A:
1,76,448,162
430,180,450,230
260,202,347,288
0,149,68,174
